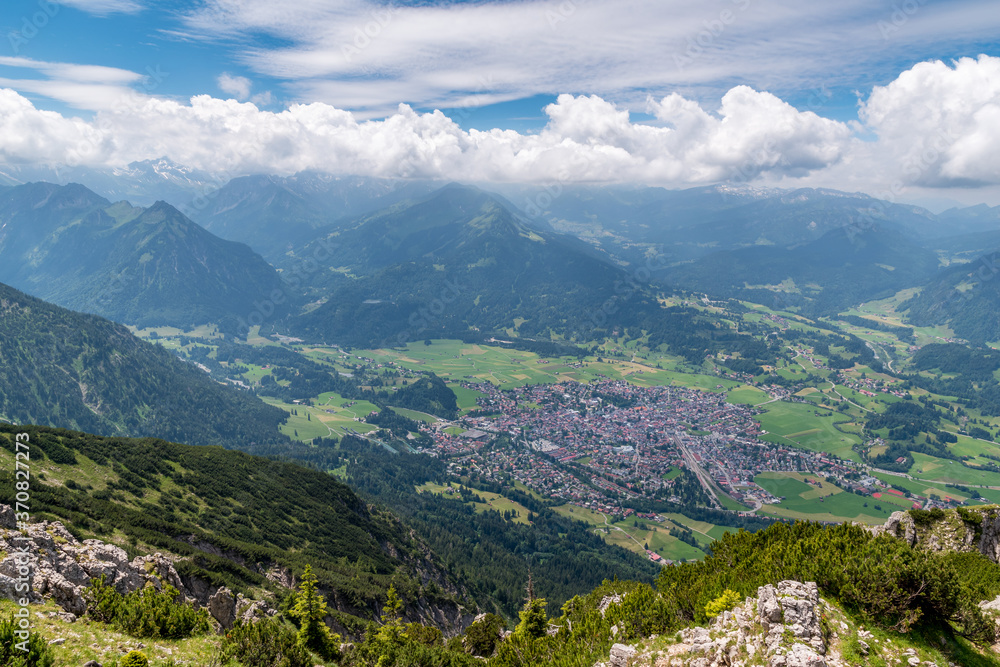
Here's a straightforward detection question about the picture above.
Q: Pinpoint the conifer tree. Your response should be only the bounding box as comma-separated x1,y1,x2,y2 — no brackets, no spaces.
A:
289,565,340,659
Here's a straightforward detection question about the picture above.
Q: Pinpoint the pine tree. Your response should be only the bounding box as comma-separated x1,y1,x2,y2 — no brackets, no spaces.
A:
289,565,340,659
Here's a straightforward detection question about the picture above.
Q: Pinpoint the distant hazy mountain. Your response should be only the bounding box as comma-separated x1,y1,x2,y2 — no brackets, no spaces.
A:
0,182,287,328
190,173,439,259
934,203,1000,237
495,184,940,264
0,158,218,207
0,282,289,449
667,225,942,314
288,183,665,346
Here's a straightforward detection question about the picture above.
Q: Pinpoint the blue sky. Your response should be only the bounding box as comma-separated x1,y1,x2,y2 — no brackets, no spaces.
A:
3,0,1000,205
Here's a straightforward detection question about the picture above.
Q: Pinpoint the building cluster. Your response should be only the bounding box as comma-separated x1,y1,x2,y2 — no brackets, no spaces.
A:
413,379,883,516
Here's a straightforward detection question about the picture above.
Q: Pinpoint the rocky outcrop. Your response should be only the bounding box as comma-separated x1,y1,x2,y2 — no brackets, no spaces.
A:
0,504,275,626
602,580,829,667
870,507,1000,564
208,587,238,629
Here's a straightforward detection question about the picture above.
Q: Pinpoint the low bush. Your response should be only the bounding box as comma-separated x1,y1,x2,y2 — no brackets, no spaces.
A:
0,613,55,667
220,618,313,667
83,576,211,639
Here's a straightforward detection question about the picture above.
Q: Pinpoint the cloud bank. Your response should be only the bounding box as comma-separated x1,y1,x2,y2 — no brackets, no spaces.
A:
2,56,1000,197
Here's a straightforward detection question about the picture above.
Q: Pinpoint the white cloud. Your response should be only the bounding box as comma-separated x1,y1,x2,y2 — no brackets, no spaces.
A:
0,56,145,111
55,0,143,15
858,55,1000,188
3,56,1000,202
217,73,252,102
175,0,1000,118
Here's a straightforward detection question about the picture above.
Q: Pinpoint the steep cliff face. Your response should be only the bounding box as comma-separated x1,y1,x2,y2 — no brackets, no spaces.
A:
869,506,1000,562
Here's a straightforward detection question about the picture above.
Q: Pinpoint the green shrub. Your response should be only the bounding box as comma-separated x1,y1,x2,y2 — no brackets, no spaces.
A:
463,613,505,657
656,521,995,641
704,589,743,618
220,618,313,667
909,507,946,526
120,650,149,667
83,576,211,639
0,613,55,667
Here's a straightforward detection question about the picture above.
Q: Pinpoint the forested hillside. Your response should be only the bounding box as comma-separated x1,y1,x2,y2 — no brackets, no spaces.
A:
0,424,470,631
0,282,289,450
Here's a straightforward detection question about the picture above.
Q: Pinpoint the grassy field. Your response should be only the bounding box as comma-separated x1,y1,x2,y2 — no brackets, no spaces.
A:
869,472,971,504
263,392,381,441
909,452,1000,487
417,482,532,524
726,386,773,406
358,340,739,393
388,406,441,424
552,504,708,562
755,471,913,524
755,401,863,462
0,599,225,667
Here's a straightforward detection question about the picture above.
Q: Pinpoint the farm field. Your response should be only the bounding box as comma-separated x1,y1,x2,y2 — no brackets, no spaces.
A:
358,340,740,393
754,401,863,462
552,504,706,562
725,386,772,406
755,471,913,524
909,452,1000,487
263,392,381,441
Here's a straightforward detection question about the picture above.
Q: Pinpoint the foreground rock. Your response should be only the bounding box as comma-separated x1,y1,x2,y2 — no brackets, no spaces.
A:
871,506,1000,563
0,504,272,628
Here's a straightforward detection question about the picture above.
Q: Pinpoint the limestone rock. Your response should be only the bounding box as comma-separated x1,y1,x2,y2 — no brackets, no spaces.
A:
208,587,238,630
609,643,637,667
870,511,917,546
0,504,189,616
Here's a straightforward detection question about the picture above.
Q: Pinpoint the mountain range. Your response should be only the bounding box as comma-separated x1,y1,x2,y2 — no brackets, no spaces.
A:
0,181,288,329
7,167,1000,342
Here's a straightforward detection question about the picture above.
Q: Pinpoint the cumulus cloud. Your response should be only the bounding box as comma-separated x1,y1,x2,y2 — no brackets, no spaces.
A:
859,55,1000,188
3,56,1000,198
0,86,856,185
217,73,252,101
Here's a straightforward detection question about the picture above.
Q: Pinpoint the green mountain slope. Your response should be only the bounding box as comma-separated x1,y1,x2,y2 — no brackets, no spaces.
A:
668,226,941,314
0,423,470,631
902,249,1000,343
0,182,287,328
288,184,666,346
0,281,289,450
